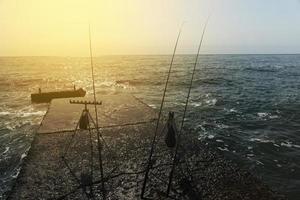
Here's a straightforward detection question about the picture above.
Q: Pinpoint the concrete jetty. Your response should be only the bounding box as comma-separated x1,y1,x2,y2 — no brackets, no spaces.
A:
8,94,284,200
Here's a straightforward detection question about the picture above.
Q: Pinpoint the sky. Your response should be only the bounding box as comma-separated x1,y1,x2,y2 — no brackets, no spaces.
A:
0,0,300,56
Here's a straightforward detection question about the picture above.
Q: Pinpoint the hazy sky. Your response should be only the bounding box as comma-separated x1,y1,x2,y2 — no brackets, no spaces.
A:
0,0,300,56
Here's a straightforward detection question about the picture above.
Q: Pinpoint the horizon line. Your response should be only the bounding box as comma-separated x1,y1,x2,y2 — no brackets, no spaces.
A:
1,53,300,58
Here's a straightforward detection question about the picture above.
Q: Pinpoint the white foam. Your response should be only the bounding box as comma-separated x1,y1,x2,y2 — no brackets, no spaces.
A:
217,147,229,151
191,102,202,107
196,124,206,131
205,98,217,106
0,106,46,118
256,160,264,165
19,111,46,117
230,108,237,113
257,112,279,120
280,142,300,149
93,80,130,90
0,111,10,116
281,142,292,148
273,143,280,147
3,147,10,154
21,153,27,160
294,144,300,149
11,168,20,179
257,112,268,118
207,135,215,139
6,125,14,131
216,124,229,129
250,138,275,144
148,104,157,109
224,108,238,113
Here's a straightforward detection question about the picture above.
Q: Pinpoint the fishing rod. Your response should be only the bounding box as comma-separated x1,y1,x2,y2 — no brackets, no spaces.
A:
166,16,210,196
88,24,106,198
141,23,184,199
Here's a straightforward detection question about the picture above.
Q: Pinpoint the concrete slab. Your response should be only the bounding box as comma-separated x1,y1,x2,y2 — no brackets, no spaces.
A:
38,94,157,134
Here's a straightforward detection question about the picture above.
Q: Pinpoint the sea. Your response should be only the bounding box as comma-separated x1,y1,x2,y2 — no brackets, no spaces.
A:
0,55,299,199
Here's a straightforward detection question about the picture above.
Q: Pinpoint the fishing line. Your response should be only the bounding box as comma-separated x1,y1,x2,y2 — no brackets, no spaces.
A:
166,15,210,195
88,24,106,198
141,22,185,198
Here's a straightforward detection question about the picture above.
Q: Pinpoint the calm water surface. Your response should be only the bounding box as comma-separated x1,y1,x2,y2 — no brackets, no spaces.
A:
0,55,299,199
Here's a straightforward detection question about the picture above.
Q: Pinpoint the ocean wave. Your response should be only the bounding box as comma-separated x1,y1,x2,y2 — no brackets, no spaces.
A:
194,77,234,86
249,138,300,149
280,142,300,149
148,104,157,109
116,79,143,86
217,147,229,151
2,147,10,155
19,111,46,117
196,127,213,140
94,80,136,90
247,154,255,157
207,135,215,139
0,111,10,116
250,138,275,144
230,108,238,113
0,110,46,118
1,117,42,131
256,160,264,165
216,123,230,129
205,98,217,106
224,108,239,114
190,102,202,107
244,67,278,73
11,167,21,179
257,112,279,120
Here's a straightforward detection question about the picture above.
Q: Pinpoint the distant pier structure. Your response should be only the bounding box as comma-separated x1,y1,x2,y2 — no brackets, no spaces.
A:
8,94,284,200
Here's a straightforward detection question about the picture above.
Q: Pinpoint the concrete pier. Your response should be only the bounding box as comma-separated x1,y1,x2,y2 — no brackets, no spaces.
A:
37,94,157,134
8,94,284,200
